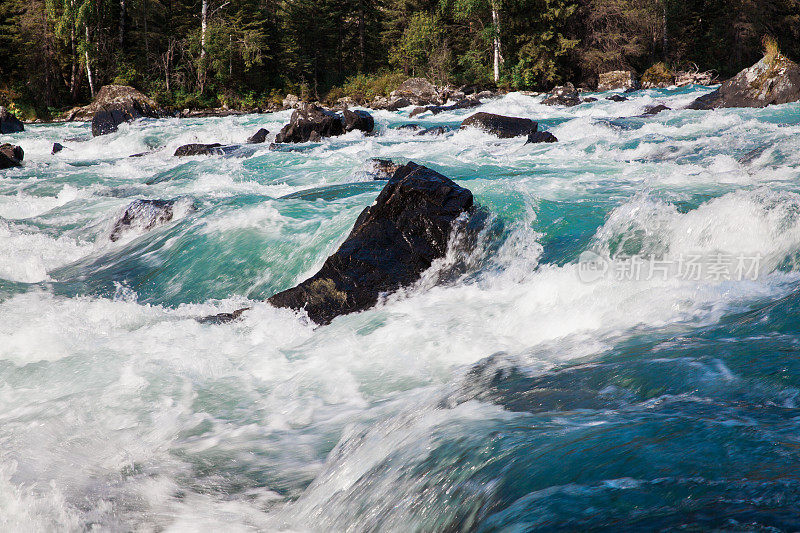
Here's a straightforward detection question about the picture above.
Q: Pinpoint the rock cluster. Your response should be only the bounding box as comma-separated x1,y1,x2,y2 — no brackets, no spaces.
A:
0,107,24,134
0,143,24,169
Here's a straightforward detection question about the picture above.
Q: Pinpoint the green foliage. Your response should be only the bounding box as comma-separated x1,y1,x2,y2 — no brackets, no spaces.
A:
389,12,451,83
325,71,406,103
642,62,673,86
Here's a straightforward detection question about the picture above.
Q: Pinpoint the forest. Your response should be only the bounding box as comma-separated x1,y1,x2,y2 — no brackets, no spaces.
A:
0,0,798,118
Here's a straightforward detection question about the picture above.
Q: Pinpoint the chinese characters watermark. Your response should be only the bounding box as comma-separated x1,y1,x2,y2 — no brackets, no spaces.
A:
577,251,762,283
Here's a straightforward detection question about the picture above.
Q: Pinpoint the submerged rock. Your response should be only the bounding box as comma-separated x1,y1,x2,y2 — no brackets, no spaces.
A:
416,126,448,136
581,97,598,103
689,53,800,109
0,143,24,169
396,123,422,132
247,128,269,144
174,143,223,156
342,109,375,133
641,104,671,116
598,70,639,91
542,83,581,107
52,142,65,154
268,162,474,324
606,94,628,102
526,131,558,144
109,199,185,241
460,112,537,138
198,307,250,325
409,97,481,117
0,107,24,134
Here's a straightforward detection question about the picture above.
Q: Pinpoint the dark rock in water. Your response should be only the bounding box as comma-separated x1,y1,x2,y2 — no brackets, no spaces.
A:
396,123,422,132
542,83,581,107
0,107,24,133
526,131,558,144
268,162,474,324
52,142,65,154
460,112,537,138
342,109,375,133
275,103,345,143
88,85,162,136
641,104,671,116
247,128,269,144
130,151,154,157
198,307,250,325
581,97,598,103
416,126,448,136
409,98,481,117
689,53,800,109
606,94,628,102
174,143,223,156
0,144,24,168
368,158,402,180
110,199,181,241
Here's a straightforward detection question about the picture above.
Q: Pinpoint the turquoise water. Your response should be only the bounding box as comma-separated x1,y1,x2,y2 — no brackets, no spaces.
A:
3,86,800,530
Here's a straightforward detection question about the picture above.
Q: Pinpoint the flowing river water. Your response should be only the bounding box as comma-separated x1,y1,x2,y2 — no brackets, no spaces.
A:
2,86,800,530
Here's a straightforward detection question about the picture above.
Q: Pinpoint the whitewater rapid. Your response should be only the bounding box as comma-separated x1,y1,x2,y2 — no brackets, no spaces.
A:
2,86,800,531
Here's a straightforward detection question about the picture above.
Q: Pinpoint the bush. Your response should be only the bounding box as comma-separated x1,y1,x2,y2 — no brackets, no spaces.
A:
324,71,406,104
642,62,674,88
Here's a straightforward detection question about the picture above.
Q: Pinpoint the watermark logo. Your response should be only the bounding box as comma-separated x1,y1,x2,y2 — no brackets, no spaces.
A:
577,251,763,283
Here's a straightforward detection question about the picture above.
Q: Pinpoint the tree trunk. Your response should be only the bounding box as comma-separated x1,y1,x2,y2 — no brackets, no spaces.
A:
200,0,208,60
491,1,502,83
85,25,95,98
119,0,126,48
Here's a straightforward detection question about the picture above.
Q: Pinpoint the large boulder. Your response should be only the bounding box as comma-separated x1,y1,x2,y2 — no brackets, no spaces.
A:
247,128,269,144
460,112,538,138
275,103,345,143
0,143,23,169
110,199,182,241
598,70,639,91
688,53,800,109
542,83,581,107
342,109,375,133
65,85,162,136
0,107,24,134
268,162,474,324
390,78,441,105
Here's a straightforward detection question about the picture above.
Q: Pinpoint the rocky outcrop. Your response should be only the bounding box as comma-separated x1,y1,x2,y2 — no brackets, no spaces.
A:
542,83,581,107
268,162,474,324
371,96,412,111
391,78,441,105
65,85,162,136
460,112,538,138
174,143,224,156
275,103,343,143
598,71,639,91
0,144,23,169
247,128,269,143
675,69,715,87
526,131,558,144
689,53,800,109
110,199,182,241
0,107,24,134
282,94,301,109
342,109,375,133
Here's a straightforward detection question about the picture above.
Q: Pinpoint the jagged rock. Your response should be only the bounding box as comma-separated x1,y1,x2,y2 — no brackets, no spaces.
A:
247,128,269,144
688,53,800,109
198,307,250,325
542,83,581,107
0,144,23,169
582,97,598,103
275,103,345,143
268,162,474,324
342,109,375,133
65,85,162,136
174,143,223,156
0,107,24,134
526,131,558,144
52,142,65,154
675,69,715,87
110,199,179,241
460,112,538,138
391,78,441,105
396,123,422,131
606,94,628,102
598,70,639,91
641,104,671,116
368,158,402,180
416,126,448,136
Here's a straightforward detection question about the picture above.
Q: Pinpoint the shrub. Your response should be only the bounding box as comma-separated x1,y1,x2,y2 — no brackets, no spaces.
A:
324,71,406,104
642,62,674,88
763,35,780,60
